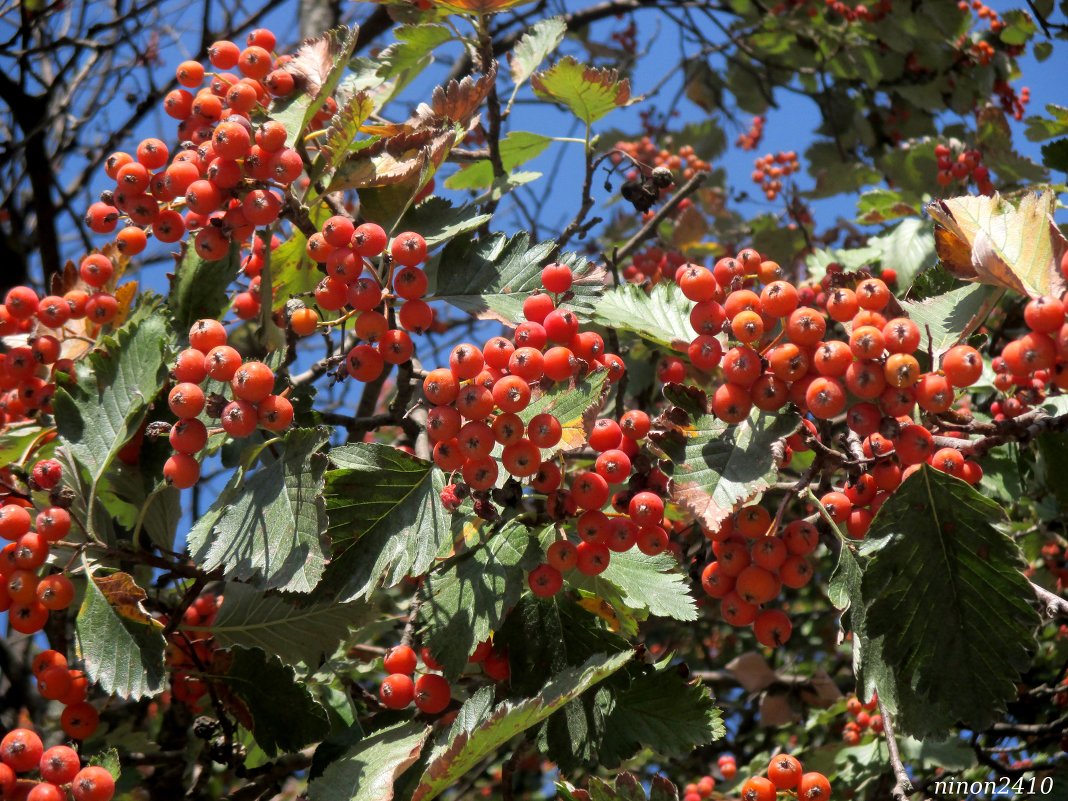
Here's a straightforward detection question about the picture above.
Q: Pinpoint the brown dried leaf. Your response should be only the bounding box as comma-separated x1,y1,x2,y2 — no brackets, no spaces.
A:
92,572,160,628
429,0,536,13
926,191,1068,298
758,692,798,727
426,66,496,126
798,669,843,707
726,651,777,693
284,27,356,97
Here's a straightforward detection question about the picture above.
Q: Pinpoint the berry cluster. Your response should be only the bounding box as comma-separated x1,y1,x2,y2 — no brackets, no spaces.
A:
165,320,294,489
302,220,432,380
0,728,114,801
994,79,1031,122
612,137,712,184
427,263,624,505
741,754,831,801
959,0,1005,32
164,590,222,708
29,651,99,742
0,284,96,426
1,461,75,636
622,245,687,286
750,152,800,201
377,645,452,714
990,294,1068,417
700,511,816,646
841,693,883,744
933,144,993,194
87,32,305,262
736,116,765,151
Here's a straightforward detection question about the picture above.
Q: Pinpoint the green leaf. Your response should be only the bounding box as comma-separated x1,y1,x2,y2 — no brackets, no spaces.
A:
510,17,567,87
867,217,934,291
899,283,1000,357
653,406,800,533
1041,138,1068,173
276,26,359,146
598,661,724,765
427,232,607,324
569,548,697,622
216,647,330,756
518,368,608,451
377,24,451,79
269,228,323,312
861,466,1039,736
75,571,166,700
1025,104,1068,142
54,299,171,488
309,92,377,186
169,241,242,333
445,131,552,190
198,582,373,667
394,197,492,247
308,721,429,801
592,283,695,352
0,422,50,468
410,651,634,801
86,748,121,781
856,189,921,225
418,523,544,679
187,428,330,593
531,56,635,124
317,443,453,602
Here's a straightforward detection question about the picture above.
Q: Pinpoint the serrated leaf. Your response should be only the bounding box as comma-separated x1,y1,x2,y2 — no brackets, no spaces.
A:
427,232,607,324
592,283,695,351
569,548,697,621
394,197,492,247
280,26,359,144
418,523,544,678
187,428,330,593
86,749,120,782
0,421,50,467
861,466,1039,736
1042,138,1068,173
445,131,552,190
410,651,634,801
431,0,535,12
927,191,1068,298
329,124,462,195
169,241,242,332
1025,104,1068,142
54,299,171,485
309,721,429,801
510,17,567,86
270,228,322,312
867,217,934,291
75,571,166,700
309,92,377,185
653,408,799,533
377,24,452,81
317,443,453,602
518,368,608,450
215,647,330,756
856,189,921,225
197,582,373,667
531,56,636,124
898,282,1000,357
598,662,724,765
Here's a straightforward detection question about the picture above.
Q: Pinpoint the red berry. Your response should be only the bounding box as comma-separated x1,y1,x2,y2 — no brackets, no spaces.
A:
379,673,415,709
384,645,418,675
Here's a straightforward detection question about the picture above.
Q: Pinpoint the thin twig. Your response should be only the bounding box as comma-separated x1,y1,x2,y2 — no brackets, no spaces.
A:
878,701,914,801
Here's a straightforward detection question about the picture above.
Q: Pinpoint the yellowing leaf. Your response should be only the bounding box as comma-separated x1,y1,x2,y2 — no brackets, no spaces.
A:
92,572,162,628
430,0,535,13
577,596,622,632
111,281,139,327
926,191,1068,298
531,56,636,124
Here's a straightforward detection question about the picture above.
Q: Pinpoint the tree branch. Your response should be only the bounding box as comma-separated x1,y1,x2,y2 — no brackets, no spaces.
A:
878,701,915,801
